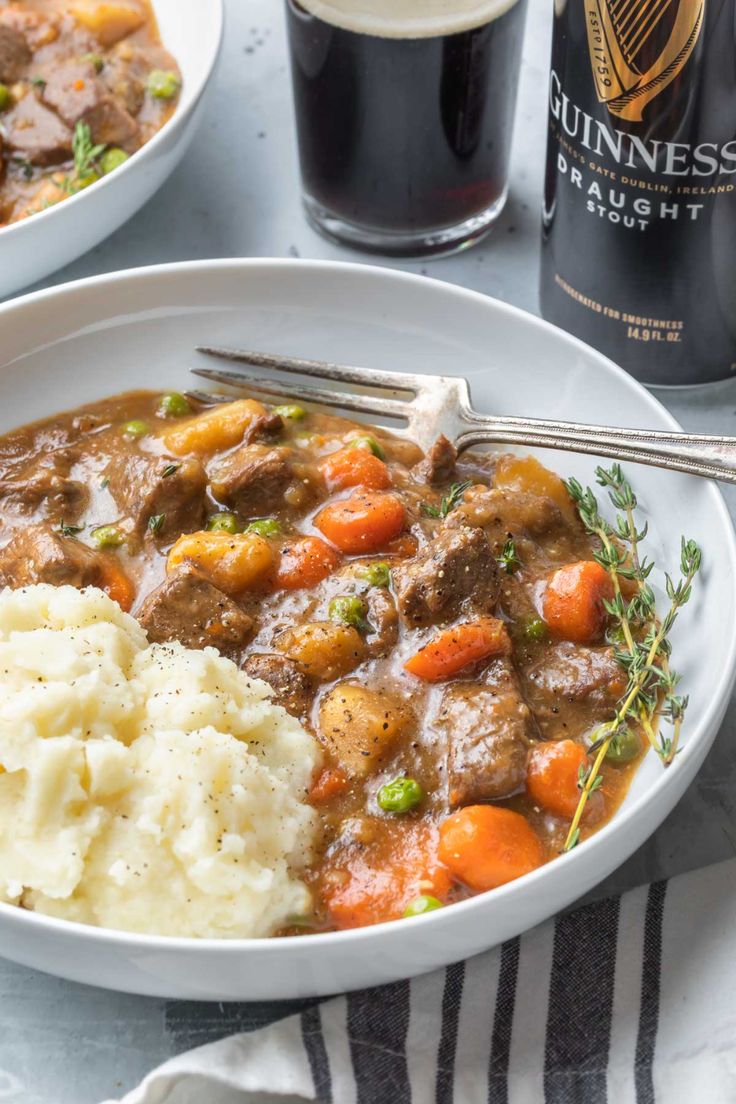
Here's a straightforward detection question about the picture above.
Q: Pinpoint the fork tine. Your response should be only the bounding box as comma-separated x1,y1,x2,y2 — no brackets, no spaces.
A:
196,346,418,395
191,367,410,421
185,389,234,406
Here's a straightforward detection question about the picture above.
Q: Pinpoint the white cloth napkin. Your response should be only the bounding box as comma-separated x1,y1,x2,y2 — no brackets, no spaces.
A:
103,857,736,1104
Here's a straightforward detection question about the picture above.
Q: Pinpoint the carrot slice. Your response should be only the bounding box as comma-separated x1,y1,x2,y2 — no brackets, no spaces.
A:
320,448,391,492
314,492,405,555
542,560,613,644
99,559,135,612
526,739,589,819
275,536,340,590
322,822,451,929
404,617,511,681
438,805,544,892
309,766,349,804
385,533,418,559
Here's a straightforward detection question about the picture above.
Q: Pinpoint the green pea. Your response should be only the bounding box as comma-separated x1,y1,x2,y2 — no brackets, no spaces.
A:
73,170,100,191
147,69,181,99
245,518,282,538
328,595,367,629
359,562,390,588
100,147,129,175
523,617,548,643
91,525,124,549
377,776,423,814
207,512,240,534
81,52,104,73
122,419,148,438
404,895,443,918
273,404,306,421
158,391,192,418
605,728,641,764
347,435,385,460
0,84,11,111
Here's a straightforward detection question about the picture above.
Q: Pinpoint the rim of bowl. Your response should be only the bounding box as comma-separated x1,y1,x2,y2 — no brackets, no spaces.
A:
0,256,734,953
0,0,225,241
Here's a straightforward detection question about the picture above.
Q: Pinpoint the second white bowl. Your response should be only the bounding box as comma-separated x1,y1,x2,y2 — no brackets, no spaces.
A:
0,0,224,300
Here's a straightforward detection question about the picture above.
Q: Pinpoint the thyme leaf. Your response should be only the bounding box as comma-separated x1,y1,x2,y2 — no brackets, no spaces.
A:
497,538,520,575
59,520,83,537
420,480,472,519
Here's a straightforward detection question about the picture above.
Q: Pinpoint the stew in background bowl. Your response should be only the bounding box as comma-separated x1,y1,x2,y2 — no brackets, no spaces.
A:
0,0,181,227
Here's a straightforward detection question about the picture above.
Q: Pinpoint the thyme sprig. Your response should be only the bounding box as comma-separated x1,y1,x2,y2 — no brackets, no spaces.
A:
63,122,107,194
420,480,472,519
73,122,106,178
562,465,701,852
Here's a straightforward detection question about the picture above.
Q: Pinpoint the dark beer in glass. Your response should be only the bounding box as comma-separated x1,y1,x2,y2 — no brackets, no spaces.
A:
286,0,528,257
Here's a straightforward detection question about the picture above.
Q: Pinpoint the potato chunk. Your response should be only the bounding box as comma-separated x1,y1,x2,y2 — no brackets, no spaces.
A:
163,400,270,458
167,531,274,595
67,1,145,46
318,683,412,777
493,455,576,523
275,622,365,681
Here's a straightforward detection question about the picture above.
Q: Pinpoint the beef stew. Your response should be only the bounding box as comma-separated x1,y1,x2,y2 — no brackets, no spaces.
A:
0,389,648,931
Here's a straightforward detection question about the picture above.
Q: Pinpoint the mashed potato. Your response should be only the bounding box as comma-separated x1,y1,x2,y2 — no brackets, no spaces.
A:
0,585,321,938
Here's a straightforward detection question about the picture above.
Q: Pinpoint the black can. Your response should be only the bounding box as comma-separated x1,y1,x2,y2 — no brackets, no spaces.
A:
540,0,736,385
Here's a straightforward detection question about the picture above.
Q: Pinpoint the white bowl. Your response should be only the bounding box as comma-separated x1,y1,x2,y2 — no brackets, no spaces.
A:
0,259,734,1000
0,0,223,300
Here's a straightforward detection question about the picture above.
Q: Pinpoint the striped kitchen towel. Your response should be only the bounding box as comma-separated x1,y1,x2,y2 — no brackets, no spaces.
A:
104,857,736,1104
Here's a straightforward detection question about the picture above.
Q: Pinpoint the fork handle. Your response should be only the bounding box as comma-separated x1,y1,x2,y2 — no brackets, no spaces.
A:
456,414,736,484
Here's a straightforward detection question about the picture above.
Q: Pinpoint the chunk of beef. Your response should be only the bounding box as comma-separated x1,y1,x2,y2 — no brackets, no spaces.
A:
521,643,625,742
393,526,500,626
0,449,88,520
137,569,253,656
0,24,30,82
434,659,535,805
242,653,315,719
249,410,284,441
41,61,97,122
412,435,458,486
209,445,294,516
3,93,73,165
105,454,207,541
0,522,101,588
0,7,59,50
101,55,145,115
83,94,139,146
446,486,566,544
364,586,398,656
524,643,624,704
42,61,139,146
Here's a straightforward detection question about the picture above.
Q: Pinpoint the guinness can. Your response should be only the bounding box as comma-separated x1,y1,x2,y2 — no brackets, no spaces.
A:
540,0,736,385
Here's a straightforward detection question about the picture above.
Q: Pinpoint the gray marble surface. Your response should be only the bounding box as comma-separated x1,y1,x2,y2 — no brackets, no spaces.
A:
3,3,736,1102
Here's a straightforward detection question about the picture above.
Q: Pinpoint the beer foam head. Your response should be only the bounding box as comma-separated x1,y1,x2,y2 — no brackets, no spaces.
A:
292,0,521,38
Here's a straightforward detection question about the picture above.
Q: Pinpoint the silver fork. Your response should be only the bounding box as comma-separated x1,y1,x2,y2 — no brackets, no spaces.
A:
192,347,736,484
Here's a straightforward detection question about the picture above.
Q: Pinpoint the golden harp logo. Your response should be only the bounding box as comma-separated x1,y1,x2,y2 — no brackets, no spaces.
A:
585,0,704,122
